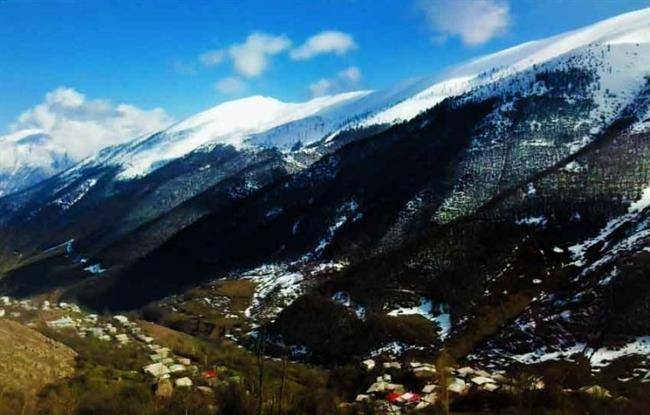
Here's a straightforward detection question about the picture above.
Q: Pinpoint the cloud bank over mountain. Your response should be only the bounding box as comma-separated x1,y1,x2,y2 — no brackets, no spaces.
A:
8,87,173,161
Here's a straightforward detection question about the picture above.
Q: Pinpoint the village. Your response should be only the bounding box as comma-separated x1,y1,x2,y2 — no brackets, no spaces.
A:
349,358,541,412
340,354,629,413
0,293,640,414
0,295,234,400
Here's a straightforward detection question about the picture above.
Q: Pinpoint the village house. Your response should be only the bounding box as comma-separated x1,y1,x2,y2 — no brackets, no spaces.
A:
1,294,212,397
144,362,171,378
114,315,130,326
47,316,76,329
361,358,375,371
175,377,193,387
115,334,130,344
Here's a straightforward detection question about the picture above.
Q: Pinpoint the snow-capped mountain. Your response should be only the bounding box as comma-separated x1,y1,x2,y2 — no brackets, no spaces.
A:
365,7,650,125
5,7,650,414
6,0,646,206
0,129,75,197
2,7,650,358
86,92,372,180
8,7,647,197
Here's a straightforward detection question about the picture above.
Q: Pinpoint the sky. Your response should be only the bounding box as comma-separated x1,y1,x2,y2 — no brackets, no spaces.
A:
1,0,649,158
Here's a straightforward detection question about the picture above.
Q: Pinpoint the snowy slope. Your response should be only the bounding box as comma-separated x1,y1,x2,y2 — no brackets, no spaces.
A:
363,7,650,126
85,92,373,180
4,9,650,356
0,129,74,196
6,8,650,213
59,8,650,183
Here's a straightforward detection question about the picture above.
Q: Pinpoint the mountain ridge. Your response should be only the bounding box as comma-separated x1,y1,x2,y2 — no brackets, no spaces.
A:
3,7,649,201
1,11,650,388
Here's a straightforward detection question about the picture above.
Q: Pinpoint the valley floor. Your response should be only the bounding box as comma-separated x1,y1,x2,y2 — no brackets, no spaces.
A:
1,285,649,415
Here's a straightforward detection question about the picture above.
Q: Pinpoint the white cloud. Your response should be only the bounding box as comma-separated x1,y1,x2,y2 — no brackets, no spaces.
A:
416,0,510,46
338,66,361,82
291,31,357,60
197,30,356,83
309,79,334,98
199,49,226,67
215,76,247,95
309,66,362,97
228,32,291,78
9,87,173,160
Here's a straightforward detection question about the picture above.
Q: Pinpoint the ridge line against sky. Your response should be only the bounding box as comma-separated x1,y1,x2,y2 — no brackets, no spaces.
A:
1,0,649,161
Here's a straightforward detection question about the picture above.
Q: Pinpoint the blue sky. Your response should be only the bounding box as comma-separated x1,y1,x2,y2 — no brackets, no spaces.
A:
1,0,649,135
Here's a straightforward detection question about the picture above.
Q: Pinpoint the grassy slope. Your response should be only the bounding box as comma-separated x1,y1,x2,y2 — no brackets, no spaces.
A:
0,319,77,411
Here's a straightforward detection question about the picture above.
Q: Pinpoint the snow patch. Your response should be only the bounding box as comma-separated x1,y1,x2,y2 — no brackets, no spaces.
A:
244,264,304,320
512,336,650,367
387,299,452,339
515,216,548,227
512,343,588,364
313,200,359,256
43,238,75,254
590,336,650,367
332,291,366,319
387,298,433,319
243,261,348,321
629,183,650,213
52,178,97,210
563,161,585,173
84,263,106,274
370,342,408,358
434,308,452,340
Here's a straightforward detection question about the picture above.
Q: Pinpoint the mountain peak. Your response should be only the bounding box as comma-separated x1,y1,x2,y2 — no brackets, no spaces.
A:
364,7,650,126
168,95,289,135
13,8,650,185
168,93,370,137
0,129,48,144
0,129,74,197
